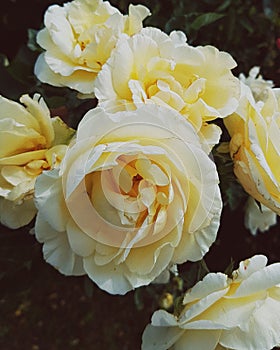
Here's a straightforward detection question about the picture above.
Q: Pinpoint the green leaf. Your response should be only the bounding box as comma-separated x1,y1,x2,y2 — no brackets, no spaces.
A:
179,260,209,290
27,28,42,52
224,258,235,276
134,288,144,311
165,13,198,34
225,182,247,211
173,295,184,317
199,259,210,276
46,96,67,109
216,0,232,12
52,116,76,146
172,276,184,292
190,12,225,31
240,18,254,33
3,45,37,90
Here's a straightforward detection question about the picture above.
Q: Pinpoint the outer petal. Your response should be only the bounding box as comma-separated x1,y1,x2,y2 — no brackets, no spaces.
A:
0,197,37,229
34,53,97,94
51,116,75,146
34,168,68,232
66,219,95,257
244,196,277,235
232,263,280,298
151,309,179,327
0,95,39,130
125,4,151,36
174,329,221,350
183,272,228,304
142,324,184,350
35,212,85,276
232,254,268,282
180,288,229,326
43,4,75,55
172,182,222,263
20,94,54,148
220,297,280,350
83,254,133,295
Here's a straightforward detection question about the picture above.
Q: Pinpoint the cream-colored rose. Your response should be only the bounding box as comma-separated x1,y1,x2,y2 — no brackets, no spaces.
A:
239,66,274,102
34,104,222,295
34,0,150,94
245,196,277,235
142,255,280,350
0,94,75,229
224,82,280,215
94,27,240,151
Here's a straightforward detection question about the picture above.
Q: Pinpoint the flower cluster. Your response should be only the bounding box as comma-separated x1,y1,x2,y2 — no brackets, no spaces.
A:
35,0,150,94
1,0,280,348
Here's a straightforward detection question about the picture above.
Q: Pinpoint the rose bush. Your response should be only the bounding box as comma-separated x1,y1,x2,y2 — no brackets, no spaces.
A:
224,81,280,216
34,104,222,295
94,27,240,151
34,0,150,94
0,94,74,228
142,254,280,350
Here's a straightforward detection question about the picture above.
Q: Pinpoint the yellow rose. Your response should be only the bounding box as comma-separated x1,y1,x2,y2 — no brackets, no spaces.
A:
224,82,280,215
34,0,150,94
34,104,222,294
142,255,280,350
94,27,240,151
0,94,74,228
239,66,274,102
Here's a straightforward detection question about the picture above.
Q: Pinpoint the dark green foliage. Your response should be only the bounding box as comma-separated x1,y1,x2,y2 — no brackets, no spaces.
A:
212,144,248,210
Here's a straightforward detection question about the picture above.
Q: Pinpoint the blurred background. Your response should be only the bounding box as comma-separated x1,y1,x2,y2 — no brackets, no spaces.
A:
0,0,280,349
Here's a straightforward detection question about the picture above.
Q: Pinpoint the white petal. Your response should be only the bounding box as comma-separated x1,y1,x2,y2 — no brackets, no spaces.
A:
174,329,221,350
183,272,228,304
44,5,74,55
35,213,85,276
180,288,229,324
232,254,268,282
0,95,39,130
151,309,178,327
34,168,68,232
0,197,37,229
141,324,184,350
220,297,280,350
232,263,280,298
125,239,174,275
244,197,277,235
66,219,95,257
83,255,133,295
